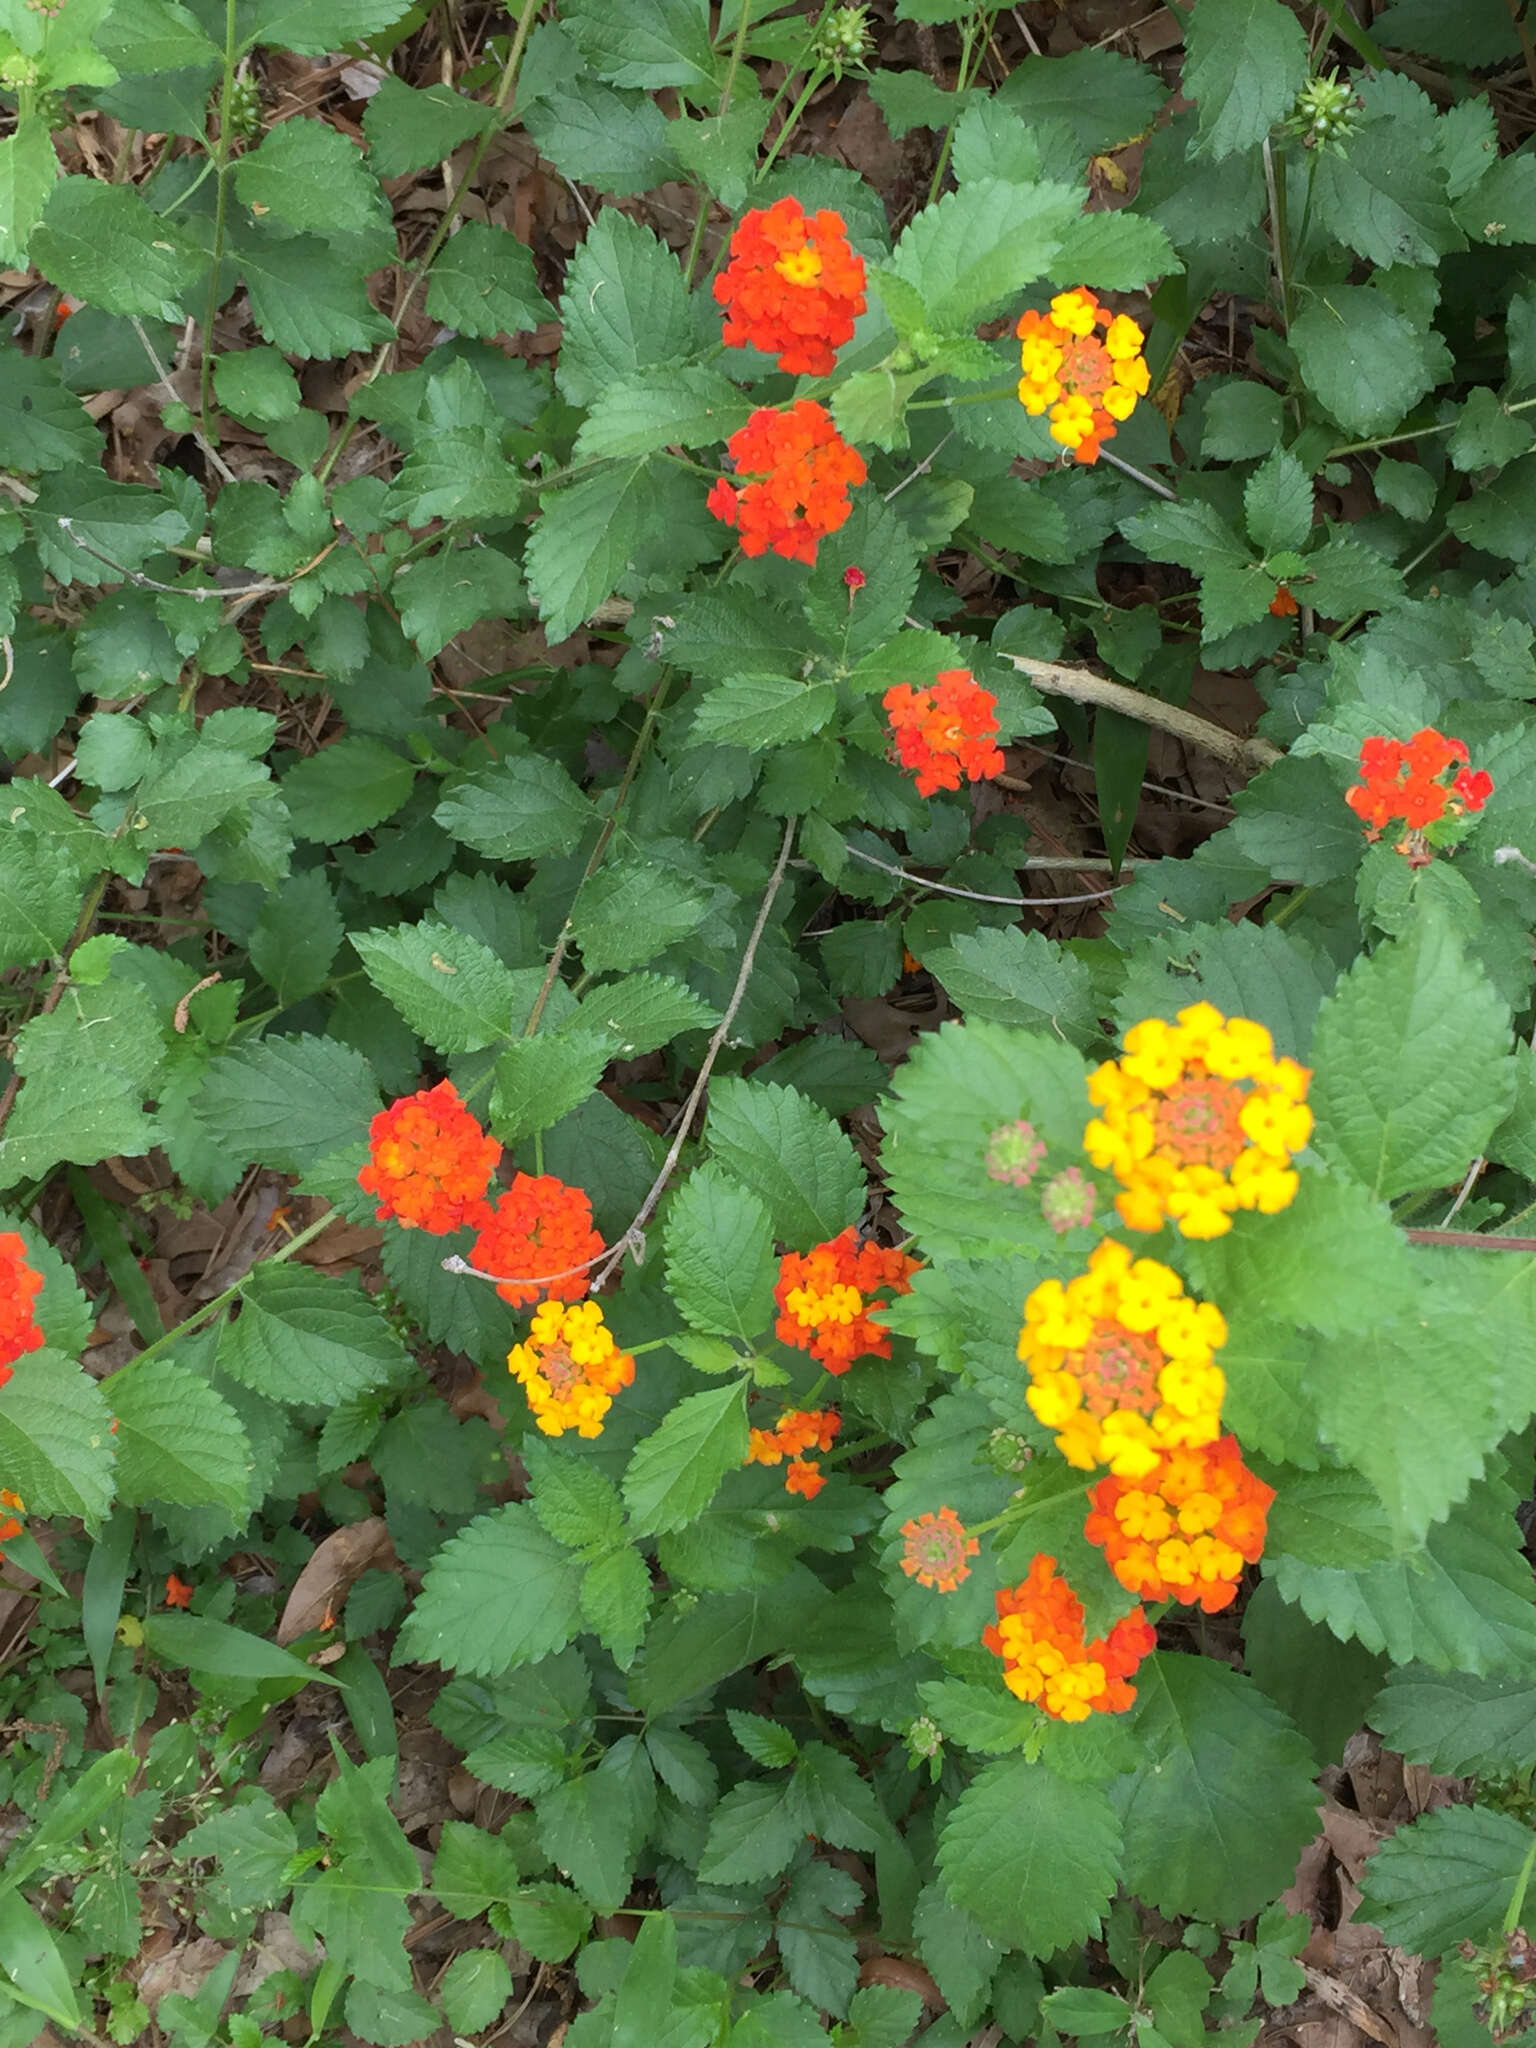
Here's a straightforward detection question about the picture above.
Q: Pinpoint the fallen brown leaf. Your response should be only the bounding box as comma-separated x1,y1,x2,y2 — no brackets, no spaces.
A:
276,1517,395,1644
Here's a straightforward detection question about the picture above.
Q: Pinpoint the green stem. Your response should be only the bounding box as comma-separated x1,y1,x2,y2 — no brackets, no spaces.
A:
757,63,829,182
1325,395,1536,462
112,1209,338,1380
197,0,241,442
683,0,755,288
1312,0,1389,68
925,8,980,206
1506,1832,1536,1934
1294,145,1321,260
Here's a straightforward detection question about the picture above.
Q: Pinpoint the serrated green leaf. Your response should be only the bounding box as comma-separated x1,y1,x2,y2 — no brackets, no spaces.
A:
996,44,1164,154
938,1759,1120,1955
1059,206,1179,290
1244,448,1314,554
522,77,680,202
400,1501,585,1675
230,222,395,358
434,753,593,862
526,461,656,646
704,1078,865,1251
497,1881,591,1961
690,674,837,753
698,1777,806,1885
927,924,1099,1043
0,833,79,971
104,1355,251,1517
426,222,555,339
283,736,414,843
563,0,718,92
31,177,201,318
1186,1169,1409,1338
393,542,525,661
0,117,59,269
197,1033,378,1175
577,972,719,1058
1183,0,1308,159
1289,286,1444,438
241,0,418,52
663,1162,777,1342
353,920,519,1055
0,353,101,473
890,178,1081,331
574,365,750,460
623,1380,749,1535
1356,1804,1532,1955
556,207,691,409
1313,116,1463,269
219,1263,408,1404
234,120,385,242
580,1544,651,1668
571,857,711,976
362,76,494,178
0,1351,114,1522
1371,1666,1536,1776
441,1951,512,2035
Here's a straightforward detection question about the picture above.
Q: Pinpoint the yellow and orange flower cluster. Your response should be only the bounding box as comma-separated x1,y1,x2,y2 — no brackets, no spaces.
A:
1085,1434,1273,1613
900,1505,980,1592
1019,1238,1226,1479
984,1554,1156,1721
883,669,1005,798
0,1233,44,1384
471,1172,605,1310
775,1227,920,1373
1016,289,1150,464
1084,1003,1313,1239
708,401,867,564
358,1081,501,1236
714,195,867,377
508,1299,635,1439
747,1406,841,1498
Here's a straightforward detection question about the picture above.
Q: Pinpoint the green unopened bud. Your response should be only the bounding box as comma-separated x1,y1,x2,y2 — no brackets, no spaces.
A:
905,1715,943,1764
811,4,872,77
224,70,262,138
1287,69,1361,154
1459,1928,1536,2043
0,52,42,86
983,1427,1034,1476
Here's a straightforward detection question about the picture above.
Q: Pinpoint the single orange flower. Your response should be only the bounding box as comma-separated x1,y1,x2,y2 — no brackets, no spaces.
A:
164,1574,194,1609
883,670,1004,797
899,1505,979,1592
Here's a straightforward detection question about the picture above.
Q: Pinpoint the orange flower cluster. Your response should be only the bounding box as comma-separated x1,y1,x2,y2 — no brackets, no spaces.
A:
1086,1434,1274,1613
471,1173,604,1310
1085,1003,1313,1240
507,1299,635,1438
984,1554,1156,1721
0,1233,44,1384
0,1488,23,1555
775,1228,920,1372
1345,730,1493,863
883,669,1005,798
1016,288,1150,465
747,1406,841,1498
164,1573,194,1609
900,1505,979,1593
713,196,867,376
1019,1238,1227,1479
707,401,866,564
358,1081,501,1235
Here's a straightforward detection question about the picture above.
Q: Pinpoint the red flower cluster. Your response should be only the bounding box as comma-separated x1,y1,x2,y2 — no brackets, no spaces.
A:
1345,728,1493,857
470,1173,605,1310
358,1081,501,1235
774,1228,919,1372
747,1406,841,1498
1085,1435,1274,1614
0,1233,44,1384
983,1554,1156,1722
883,669,1005,798
708,401,866,564
714,196,867,376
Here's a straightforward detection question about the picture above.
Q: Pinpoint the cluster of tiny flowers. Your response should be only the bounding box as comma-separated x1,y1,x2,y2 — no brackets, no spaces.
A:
900,1505,980,1592
1085,1003,1313,1239
358,1081,502,1235
0,1232,45,1382
1019,1238,1226,1479
0,1487,23,1556
1016,289,1150,464
747,1406,841,1498
507,1299,635,1439
708,401,867,564
983,1554,1156,1721
775,1228,920,1372
1345,729,1493,865
1085,1435,1274,1613
471,1173,604,1309
713,196,867,376
883,669,1005,797
1041,1166,1095,1236
985,1119,1046,1187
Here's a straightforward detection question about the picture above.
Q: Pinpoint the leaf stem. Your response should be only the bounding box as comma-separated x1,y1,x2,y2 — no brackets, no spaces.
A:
682,0,756,289
197,0,242,445
757,63,829,182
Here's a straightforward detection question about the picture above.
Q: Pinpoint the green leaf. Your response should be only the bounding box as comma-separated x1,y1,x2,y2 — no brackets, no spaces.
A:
1310,911,1514,1199
0,1352,114,1522
1356,1804,1532,1955
571,856,711,976
233,120,385,241
1186,1170,1410,1339
1289,285,1445,438
196,1033,378,1175
1041,1989,1131,2036
491,1029,612,1141
181,1795,298,1912
1448,386,1536,472
212,346,301,426
574,365,748,460
840,1985,926,2048
31,177,200,318
33,471,190,588
435,753,593,862
926,925,1100,1043
497,1882,591,1962
105,1356,251,1517
556,207,691,409
1371,1666,1536,1775
283,736,415,842
363,75,493,177
1375,0,1519,62
241,0,418,51
426,222,555,339
1115,1654,1320,1922
580,1543,651,1668
1123,495,1246,576
890,179,1081,331
96,0,221,69
938,1760,1121,1955
527,461,656,646
353,921,519,1055
219,1263,409,1404
0,353,100,473
1313,116,1463,269
1244,448,1313,555
0,1891,80,2029
689,674,836,753
913,1885,996,2030
624,1380,749,1535
0,117,59,269
1183,0,1308,158
996,45,1164,154
1449,451,1536,559
248,867,343,1007
0,981,163,1188
0,834,79,971
663,1163,777,1342
431,1818,522,1919
399,1501,585,1675
394,543,524,660
440,1951,512,2035
230,222,395,358
704,1079,865,1251
668,97,768,209
563,0,718,93
1060,207,1179,291
522,77,680,202
578,972,719,1058
144,1610,338,1684
699,1778,807,1885
535,1759,645,1909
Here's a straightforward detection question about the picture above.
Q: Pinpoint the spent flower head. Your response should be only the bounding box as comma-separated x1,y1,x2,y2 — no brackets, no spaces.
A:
811,3,873,76
899,1506,980,1592
1288,68,1362,153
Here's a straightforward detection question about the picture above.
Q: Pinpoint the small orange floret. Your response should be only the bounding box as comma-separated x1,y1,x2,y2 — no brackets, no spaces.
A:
1269,584,1299,617
713,196,867,375
0,1232,44,1383
709,400,866,564
1085,1434,1273,1613
785,1457,827,1498
0,1488,24,1548
983,1553,1155,1721
883,669,1005,798
163,1573,194,1608
471,1173,604,1309
358,1081,501,1235
900,1505,980,1592
747,1407,840,1496
774,1228,919,1373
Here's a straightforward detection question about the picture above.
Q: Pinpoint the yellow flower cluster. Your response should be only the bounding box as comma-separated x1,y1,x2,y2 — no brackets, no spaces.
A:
1018,1239,1226,1480
1016,289,1150,464
1084,1002,1313,1239
507,1299,635,1439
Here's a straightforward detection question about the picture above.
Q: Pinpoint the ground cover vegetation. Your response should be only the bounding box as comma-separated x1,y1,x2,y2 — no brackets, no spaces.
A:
5,0,1536,2041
